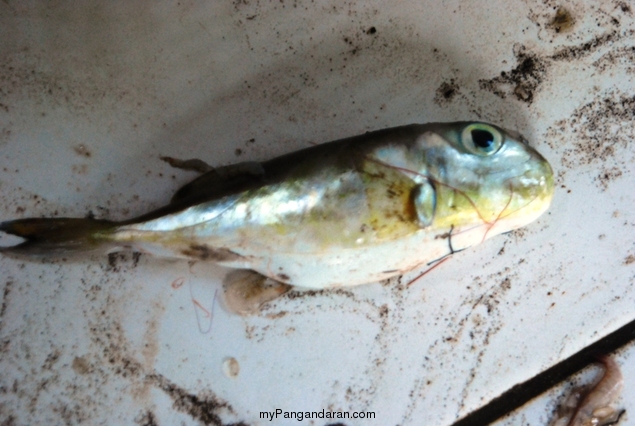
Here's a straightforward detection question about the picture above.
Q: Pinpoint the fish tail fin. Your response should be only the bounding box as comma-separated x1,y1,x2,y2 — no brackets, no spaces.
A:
0,217,118,256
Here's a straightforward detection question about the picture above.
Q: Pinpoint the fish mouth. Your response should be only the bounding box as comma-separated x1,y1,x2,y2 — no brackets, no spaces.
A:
494,157,555,229
459,161,554,245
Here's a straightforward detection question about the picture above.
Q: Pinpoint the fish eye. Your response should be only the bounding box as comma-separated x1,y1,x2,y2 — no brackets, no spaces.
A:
461,123,503,156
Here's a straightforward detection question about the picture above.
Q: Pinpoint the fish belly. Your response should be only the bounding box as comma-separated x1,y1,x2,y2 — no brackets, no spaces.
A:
218,231,451,289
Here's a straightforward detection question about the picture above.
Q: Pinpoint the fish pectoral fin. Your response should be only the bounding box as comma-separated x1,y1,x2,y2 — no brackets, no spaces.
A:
412,180,436,227
222,269,291,316
170,161,266,203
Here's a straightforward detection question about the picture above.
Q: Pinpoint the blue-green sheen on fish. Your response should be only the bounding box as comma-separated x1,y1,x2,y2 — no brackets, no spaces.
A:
0,122,554,289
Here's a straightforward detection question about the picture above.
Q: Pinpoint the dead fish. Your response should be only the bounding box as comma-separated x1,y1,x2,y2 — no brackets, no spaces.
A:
1,122,554,310
553,356,625,426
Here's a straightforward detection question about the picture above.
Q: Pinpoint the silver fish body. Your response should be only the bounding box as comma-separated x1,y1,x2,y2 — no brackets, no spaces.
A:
113,122,553,288
1,122,554,289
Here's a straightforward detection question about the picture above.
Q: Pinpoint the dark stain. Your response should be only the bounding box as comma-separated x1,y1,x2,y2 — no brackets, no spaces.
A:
97,320,247,426
624,255,635,265
335,22,384,58
284,288,355,301
619,2,631,13
106,252,142,272
232,0,249,11
135,411,159,426
500,277,511,291
277,273,290,281
593,45,635,73
479,47,547,104
1,415,16,426
147,373,248,426
107,252,119,270
181,245,243,262
379,305,388,317
434,79,460,105
73,144,92,158
42,349,61,370
550,32,617,61
594,167,623,190
72,356,91,375
0,280,13,327
548,93,634,188
549,7,575,33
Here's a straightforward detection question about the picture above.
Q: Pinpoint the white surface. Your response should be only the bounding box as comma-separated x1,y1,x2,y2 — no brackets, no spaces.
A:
0,1,634,425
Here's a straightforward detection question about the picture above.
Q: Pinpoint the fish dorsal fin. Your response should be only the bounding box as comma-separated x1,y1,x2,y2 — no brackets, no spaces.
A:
171,161,266,204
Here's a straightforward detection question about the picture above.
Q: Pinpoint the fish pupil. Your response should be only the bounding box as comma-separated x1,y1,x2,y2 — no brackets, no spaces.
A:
471,129,494,149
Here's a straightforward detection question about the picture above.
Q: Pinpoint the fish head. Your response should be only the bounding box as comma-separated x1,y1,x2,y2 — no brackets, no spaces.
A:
416,121,554,245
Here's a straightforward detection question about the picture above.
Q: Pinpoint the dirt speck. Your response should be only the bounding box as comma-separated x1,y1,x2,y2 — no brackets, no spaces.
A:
142,311,163,372
42,349,61,370
72,356,91,375
547,93,635,186
592,43,635,74
594,167,623,190
181,245,243,262
624,255,635,265
434,79,460,105
508,228,527,240
92,317,245,426
479,46,547,104
149,372,247,426
618,2,631,13
265,311,287,319
73,144,92,158
550,32,617,62
379,304,389,317
549,7,575,33
106,252,143,272
72,164,89,175
0,280,13,327
222,357,240,378
135,411,159,426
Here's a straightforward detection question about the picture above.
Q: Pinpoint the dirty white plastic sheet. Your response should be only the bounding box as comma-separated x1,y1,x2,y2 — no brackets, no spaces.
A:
0,1,634,425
